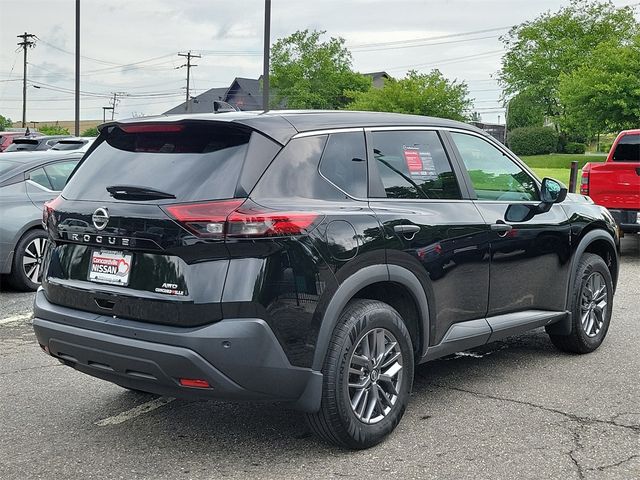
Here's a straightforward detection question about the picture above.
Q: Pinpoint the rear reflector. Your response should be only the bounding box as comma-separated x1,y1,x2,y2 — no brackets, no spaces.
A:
163,199,321,239
179,378,211,388
119,124,184,134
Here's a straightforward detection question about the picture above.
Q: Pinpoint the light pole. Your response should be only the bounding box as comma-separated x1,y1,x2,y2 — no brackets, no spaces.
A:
262,0,271,111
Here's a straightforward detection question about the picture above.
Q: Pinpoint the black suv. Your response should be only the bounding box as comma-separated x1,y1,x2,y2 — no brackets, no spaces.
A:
34,111,619,449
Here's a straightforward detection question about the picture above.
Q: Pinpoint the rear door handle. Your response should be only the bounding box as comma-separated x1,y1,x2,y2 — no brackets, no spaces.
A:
394,224,421,234
393,224,420,240
490,223,513,234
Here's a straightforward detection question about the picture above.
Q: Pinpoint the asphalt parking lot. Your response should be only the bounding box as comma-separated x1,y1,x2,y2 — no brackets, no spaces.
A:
1,236,638,480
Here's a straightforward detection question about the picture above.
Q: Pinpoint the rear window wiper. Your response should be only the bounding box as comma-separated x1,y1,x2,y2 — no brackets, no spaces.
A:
106,185,176,200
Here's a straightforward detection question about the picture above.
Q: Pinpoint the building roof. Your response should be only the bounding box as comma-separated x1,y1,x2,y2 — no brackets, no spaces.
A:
164,87,229,115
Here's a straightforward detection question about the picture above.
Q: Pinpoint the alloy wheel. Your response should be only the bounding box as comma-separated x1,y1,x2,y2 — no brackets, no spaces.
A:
580,271,608,338
347,328,403,424
22,237,47,284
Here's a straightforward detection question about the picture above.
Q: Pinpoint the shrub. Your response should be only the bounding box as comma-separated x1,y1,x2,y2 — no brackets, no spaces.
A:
39,124,70,135
507,127,559,156
564,142,586,154
81,127,99,137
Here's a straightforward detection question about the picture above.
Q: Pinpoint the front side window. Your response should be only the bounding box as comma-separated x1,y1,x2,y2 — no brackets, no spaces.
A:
451,132,538,201
370,130,461,199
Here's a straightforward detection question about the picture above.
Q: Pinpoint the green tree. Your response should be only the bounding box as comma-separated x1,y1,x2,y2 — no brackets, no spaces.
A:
270,29,371,109
0,114,13,130
346,70,471,121
506,91,545,131
559,36,640,135
499,0,638,118
39,124,70,135
81,126,99,137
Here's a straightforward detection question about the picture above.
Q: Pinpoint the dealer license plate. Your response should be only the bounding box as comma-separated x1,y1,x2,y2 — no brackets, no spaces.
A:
88,250,133,286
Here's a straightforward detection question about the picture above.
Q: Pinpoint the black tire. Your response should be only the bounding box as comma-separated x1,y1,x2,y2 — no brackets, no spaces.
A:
547,253,613,354
8,229,48,292
305,299,414,449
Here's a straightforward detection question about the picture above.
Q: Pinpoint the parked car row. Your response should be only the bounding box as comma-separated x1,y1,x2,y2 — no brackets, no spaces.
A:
0,132,95,153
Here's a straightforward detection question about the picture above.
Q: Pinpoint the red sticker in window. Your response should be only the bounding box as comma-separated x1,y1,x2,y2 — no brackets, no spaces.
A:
403,147,423,172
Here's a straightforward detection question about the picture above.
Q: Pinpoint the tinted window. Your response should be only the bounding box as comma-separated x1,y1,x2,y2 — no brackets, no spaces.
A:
451,132,539,201
44,160,80,190
29,168,53,189
62,123,252,202
252,135,345,200
612,134,639,162
5,139,39,152
319,132,367,198
52,141,84,151
371,130,461,199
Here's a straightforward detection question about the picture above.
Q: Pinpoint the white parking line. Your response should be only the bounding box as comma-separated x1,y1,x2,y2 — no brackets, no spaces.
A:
95,397,175,426
0,313,32,325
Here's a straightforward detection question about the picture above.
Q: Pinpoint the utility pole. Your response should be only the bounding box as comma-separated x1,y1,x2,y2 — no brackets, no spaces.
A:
17,32,36,128
74,0,80,136
109,92,126,120
177,51,200,112
263,0,271,111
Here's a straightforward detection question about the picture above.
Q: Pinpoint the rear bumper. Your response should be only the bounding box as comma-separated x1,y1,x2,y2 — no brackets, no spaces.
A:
32,290,322,411
609,209,640,233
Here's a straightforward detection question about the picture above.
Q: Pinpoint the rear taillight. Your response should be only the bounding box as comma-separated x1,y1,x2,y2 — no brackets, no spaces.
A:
580,171,589,195
42,195,63,229
163,199,321,239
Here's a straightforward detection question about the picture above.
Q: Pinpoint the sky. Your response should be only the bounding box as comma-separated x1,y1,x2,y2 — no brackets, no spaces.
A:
0,0,638,125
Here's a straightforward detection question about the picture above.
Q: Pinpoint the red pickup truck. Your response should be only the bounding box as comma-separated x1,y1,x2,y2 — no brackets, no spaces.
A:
581,129,640,233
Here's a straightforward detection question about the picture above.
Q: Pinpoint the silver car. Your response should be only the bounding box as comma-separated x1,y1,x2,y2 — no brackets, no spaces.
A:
0,151,83,290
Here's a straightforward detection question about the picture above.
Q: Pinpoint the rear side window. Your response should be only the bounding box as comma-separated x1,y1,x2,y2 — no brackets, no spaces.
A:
29,168,53,190
319,132,367,198
44,160,80,190
612,134,639,162
370,130,461,199
62,123,252,202
252,135,347,200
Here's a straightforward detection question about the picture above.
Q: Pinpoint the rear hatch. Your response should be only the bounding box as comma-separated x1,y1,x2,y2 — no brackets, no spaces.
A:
43,121,280,326
588,133,640,210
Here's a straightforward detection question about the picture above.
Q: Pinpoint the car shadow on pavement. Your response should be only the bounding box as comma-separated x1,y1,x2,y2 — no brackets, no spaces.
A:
75,328,566,467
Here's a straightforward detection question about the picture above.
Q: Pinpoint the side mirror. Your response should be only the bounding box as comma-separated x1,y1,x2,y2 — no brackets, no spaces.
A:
540,177,567,205
505,178,567,223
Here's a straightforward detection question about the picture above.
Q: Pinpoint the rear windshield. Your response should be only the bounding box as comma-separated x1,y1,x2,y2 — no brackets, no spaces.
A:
62,123,252,202
5,139,39,152
0,160,18,175
52,141,84,151
613,134,639,162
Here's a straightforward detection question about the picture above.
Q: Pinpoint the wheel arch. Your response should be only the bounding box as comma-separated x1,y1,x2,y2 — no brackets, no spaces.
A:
548,228,618,335
311,264,430,371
